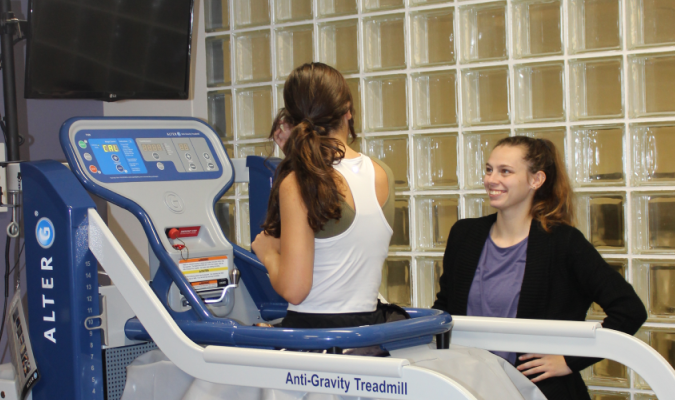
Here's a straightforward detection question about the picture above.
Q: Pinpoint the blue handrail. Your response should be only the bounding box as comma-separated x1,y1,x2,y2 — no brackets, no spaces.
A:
125,308,452,350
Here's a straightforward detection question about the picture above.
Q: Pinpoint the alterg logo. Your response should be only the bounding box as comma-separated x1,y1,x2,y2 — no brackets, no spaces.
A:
36,218,55,249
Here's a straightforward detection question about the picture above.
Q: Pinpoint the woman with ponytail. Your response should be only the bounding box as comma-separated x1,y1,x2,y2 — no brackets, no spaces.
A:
251,63,398,329
433,136,647,399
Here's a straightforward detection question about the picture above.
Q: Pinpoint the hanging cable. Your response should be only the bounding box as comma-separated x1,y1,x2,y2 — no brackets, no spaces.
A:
0,235,11,342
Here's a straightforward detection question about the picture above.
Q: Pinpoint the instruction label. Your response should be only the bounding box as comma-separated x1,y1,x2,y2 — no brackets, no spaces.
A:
178,256,229,290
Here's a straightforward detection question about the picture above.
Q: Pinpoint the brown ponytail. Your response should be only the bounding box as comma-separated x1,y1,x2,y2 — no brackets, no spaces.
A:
494,136,575,232
262,63,356,237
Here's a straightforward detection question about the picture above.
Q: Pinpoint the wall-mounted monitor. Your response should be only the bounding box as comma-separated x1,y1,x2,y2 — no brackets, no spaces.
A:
25,0,194,101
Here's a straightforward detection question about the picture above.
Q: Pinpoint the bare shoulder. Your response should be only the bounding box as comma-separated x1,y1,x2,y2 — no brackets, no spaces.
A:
279,172,301,196
278,172,307,212
370,158,391,207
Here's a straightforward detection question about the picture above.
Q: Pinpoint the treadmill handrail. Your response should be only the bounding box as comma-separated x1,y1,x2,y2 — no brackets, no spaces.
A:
124,307,449,349
451,315,675,398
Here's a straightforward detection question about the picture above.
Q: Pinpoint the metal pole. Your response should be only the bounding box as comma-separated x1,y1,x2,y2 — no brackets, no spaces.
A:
0,0,19,161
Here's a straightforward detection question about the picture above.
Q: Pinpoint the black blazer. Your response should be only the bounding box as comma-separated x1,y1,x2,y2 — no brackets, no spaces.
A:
433,214,647,400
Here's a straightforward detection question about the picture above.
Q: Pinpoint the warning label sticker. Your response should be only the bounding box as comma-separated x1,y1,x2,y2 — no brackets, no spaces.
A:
178,256,229,290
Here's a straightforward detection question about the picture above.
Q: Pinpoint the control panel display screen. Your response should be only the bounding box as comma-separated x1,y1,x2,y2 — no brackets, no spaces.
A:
177,143,190,151
102,144,119,152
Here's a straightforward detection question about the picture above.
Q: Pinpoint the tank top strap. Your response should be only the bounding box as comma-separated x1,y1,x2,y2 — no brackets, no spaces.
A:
333,155,380,215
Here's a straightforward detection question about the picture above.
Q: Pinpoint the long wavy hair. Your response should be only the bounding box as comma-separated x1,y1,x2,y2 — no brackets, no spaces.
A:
494,136,575,232
262,63,356,237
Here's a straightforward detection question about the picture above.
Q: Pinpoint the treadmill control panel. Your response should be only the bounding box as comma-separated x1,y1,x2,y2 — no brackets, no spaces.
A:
74,129,223,183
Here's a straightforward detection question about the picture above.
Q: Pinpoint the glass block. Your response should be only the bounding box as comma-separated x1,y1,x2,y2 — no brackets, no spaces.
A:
276,25,314,80
206,0,230,32
633,394,657,400
414,133,459,190
276,84,284,111
587,390,630,400
207,90,234,140
627,0,675,49
634,260,675,322
632,122,675,185
318,19,359,75
465,194,498,218
380,257,412,307
587,259,627,319
236,86,273,140
416,257,443,308
459,2,508,64
346,78,362,134
317,0,357,17
628,52,675,118
569,57,624,121
411,8,456,68
514,62,565,123
238,199,251,250
514,126,567,160
571,125,625,186
206,35,231,87
568,0,622,54
412,71,457,129
581,358,630,388
463,130,510,189
234,0,270,28
391,197,411,250
363,0,404,12
215,198,237,242
236,142,276,195
364,75,408,132
411,0,454,5
635,328,675,390
461,66,511,127
512,0,563,58
416,195,459,251
633,192,675,253
234,30,272,84
275,0,312,22
365,135,409,190
364,15,405,72
576,193,626,252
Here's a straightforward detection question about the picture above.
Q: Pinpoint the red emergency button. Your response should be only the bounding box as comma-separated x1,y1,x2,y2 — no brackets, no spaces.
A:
89,165,98,173
167,226,201,239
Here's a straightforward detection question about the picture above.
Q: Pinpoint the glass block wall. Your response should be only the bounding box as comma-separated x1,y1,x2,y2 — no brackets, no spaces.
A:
201,0,675,397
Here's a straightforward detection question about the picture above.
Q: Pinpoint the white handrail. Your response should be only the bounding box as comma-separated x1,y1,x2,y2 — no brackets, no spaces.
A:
87,208,477,400
451,316,675,398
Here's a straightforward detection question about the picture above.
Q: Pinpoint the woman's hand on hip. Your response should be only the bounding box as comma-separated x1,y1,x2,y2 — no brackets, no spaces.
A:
517,354,572,383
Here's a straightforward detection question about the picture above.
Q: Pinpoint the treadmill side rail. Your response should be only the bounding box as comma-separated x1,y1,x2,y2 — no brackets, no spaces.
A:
451,315,675,399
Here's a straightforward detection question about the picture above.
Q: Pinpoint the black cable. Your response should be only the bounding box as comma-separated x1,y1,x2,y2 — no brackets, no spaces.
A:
0,235,11,342
8,240,24,275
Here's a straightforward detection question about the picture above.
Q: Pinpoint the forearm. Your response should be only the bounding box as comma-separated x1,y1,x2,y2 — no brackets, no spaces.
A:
262,252,312,305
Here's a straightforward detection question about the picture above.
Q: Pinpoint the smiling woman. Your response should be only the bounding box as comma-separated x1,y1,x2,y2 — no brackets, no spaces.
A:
433,136,647,400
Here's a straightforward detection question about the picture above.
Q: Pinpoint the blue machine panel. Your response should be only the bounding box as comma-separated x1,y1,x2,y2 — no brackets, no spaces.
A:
23,161,104,400
88,138,146,175
74,129,223,183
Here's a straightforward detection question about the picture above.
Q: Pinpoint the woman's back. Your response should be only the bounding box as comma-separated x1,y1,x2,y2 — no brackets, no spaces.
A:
289,154,393,314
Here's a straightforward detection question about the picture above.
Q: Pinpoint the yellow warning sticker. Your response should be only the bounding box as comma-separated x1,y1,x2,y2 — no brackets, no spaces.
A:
178,256,229,284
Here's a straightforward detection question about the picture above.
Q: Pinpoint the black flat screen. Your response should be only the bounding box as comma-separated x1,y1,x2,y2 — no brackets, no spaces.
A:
25,0,194,101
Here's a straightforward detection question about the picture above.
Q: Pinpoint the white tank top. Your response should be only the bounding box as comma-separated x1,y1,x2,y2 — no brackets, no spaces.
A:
288,155,393,314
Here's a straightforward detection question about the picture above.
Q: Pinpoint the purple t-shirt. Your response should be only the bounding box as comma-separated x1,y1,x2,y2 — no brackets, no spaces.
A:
467,235,528,365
